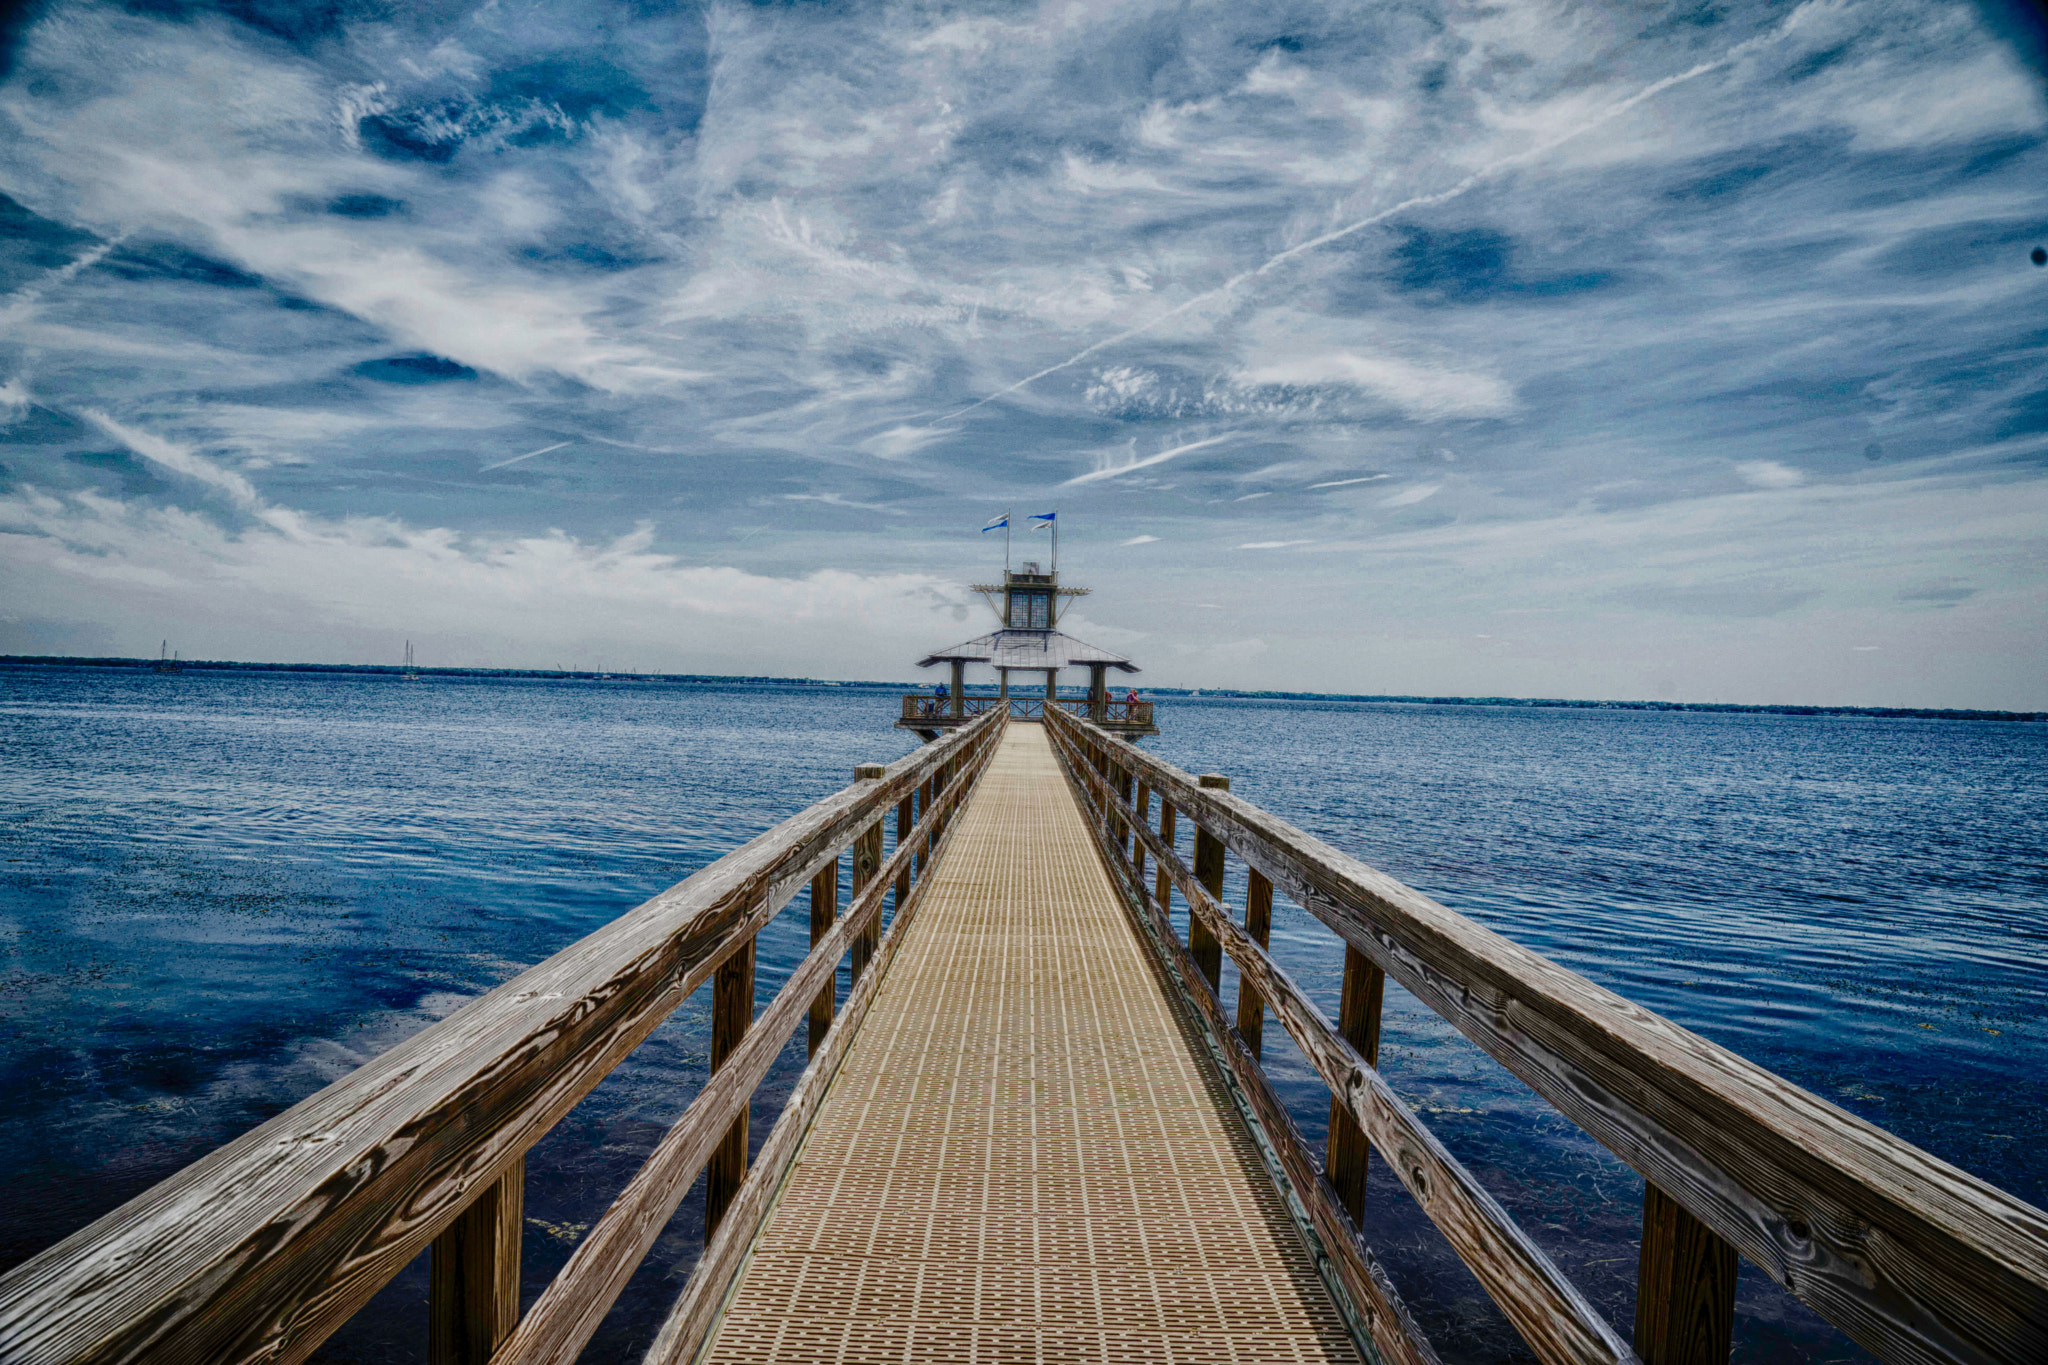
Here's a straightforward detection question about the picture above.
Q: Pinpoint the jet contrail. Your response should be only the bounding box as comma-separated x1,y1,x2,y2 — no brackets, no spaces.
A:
482,440,572,471
943,40,1770,421
1062,433,1237,486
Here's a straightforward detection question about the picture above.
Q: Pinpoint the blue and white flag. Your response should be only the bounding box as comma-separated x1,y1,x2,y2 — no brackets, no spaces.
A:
981,513,1009,533
1029,511,1056,530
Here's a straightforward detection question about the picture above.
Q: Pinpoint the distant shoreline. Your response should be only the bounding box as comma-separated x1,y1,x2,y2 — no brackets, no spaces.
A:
3,654,2040,723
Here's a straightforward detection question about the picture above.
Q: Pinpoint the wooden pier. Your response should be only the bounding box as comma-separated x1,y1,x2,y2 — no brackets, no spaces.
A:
698,724,1353,1363
1,710,2045,1365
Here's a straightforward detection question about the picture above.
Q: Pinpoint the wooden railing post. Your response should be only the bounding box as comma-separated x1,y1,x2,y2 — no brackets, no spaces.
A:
895,790,913,909
1155,799,1175,911
1115,765,1134,854
429,1156,523,1365
849,764,887,983
1190,774,1229,991
1133,781,1151,884
808,861,837,1057
705,938,755,1237
1237,869,1273,1058
1635,1182,1737,1365
1328,946,1385,1223
915,775,934,874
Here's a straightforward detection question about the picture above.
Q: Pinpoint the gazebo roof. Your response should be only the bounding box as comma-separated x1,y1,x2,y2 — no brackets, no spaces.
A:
918,629,1139,673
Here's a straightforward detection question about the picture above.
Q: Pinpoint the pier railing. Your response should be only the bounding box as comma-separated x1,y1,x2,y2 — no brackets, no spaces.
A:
1044,704,2048,1365
898,692,1155,726
0,708,1006,1365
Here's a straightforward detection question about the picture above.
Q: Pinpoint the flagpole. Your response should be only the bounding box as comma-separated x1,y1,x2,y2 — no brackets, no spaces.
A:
1006,511,1012,574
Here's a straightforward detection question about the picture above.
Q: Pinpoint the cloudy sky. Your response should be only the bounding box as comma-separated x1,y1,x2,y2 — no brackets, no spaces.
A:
1,0,2044,706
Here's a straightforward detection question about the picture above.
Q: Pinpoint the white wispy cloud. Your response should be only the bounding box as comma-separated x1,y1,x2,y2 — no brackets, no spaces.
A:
1063,434,1236,486
0,0,2041,703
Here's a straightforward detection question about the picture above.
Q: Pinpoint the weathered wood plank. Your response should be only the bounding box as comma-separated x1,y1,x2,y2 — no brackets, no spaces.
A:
807,863,836,1057
487,726,1003,1365
1047,724,1441,1365
1133,781,1151,889
0,710,1003,1365
704,938,754,1237
1047,707,2048,1365
893,791,912,915
1636,1182,1737,1365
637,729,998,1365
427,1156,523,1365
849,765,887,985
1190,774,1229,991
1329,947,1384,1224
1155,799,1175,926
1057,726,1636,1365
1237,869,1273,1059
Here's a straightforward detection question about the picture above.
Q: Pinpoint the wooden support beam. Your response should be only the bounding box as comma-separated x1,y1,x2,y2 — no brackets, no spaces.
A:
1190,774,1229,990
1328,946,1385,1224
894,792,913,909
428,1157,523,1365
849,764,887,984
1133,782,1151,887
915,777,933,874
1155,800,1175,912
1636,1182,1738,1365
808,861,837,1057
1237,869,1274,1059
704,938,754,1237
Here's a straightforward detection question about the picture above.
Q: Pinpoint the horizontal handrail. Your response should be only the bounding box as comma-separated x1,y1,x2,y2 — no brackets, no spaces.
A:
1046,705,2048,1365
495,718,1003,1365
640,726,997,1365
1047,727,1443,1365
0,709,1004,1365
1055,725,1631,1365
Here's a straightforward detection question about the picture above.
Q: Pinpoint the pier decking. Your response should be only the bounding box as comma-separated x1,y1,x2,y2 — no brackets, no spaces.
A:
702,725,1355,1363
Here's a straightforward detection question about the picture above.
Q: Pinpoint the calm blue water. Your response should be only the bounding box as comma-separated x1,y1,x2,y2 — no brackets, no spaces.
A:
2,669,2042,1364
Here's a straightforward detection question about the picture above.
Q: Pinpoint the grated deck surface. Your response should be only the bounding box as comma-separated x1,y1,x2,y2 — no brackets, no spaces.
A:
701,725,1358,1364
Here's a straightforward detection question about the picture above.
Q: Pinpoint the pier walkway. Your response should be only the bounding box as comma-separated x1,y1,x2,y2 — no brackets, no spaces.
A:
4,706,2045,1365
702,725,1355,1363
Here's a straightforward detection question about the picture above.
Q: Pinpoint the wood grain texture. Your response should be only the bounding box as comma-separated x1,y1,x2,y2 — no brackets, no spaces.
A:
0,709,1003,1365
1155,799,1175,912
488,725,1004,1365
893,793,912,926
704,938,755,1237
1133,782,1151,889
1636,1182,1737,1365
1055,723,1636,1365
807,863,836,1058
848,769,886,985
1329,947,1385,1225
1046,707,2048,1365
637,732,996,1365
1190,774,1229,991
1047,724,1441,1365
427,1156,522,1365
1238,869,1273,1059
